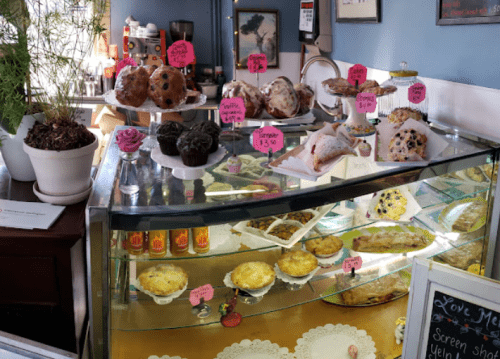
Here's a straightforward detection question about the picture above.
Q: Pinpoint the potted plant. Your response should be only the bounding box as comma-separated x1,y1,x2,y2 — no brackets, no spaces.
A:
0,0,106,197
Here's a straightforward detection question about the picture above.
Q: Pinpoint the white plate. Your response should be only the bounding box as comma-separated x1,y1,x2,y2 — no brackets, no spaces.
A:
151,146,227,180
295,323,376,359
216,339,295,359
33,178,93,205
103,90,207,112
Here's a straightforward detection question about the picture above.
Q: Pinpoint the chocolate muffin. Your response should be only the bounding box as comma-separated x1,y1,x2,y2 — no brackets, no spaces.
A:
191,121,221,153
148,65,188,109
115,66,150,107
176,131,212,167
156,120,187,156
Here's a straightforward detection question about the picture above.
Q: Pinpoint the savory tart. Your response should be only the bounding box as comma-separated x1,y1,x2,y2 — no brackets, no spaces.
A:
231,262,276,290
138,264,188,296
352,231,430,252
278,250,318,277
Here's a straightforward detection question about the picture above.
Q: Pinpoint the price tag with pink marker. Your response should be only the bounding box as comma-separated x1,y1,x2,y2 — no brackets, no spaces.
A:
355,93,377,113
189,284,214,306
248,54,267,73
220,98,245,123
252,126,284,154
167,40,195,68
348,64,367,87
342,256,363,273
408,83,426,104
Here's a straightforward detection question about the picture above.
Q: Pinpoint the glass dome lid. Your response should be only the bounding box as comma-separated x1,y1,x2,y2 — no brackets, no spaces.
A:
389,61,418,77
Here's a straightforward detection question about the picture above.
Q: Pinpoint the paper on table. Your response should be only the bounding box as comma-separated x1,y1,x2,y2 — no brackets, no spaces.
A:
0,199,65,230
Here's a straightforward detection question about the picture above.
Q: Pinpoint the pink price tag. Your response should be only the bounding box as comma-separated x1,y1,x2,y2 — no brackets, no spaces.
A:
348,64,367,87
248,54,268,73
189,284,214,306
116,58,138,78
355,93,377,113
252,126,284,154
408,83,426,104
220,98,245,123
167,40,195,68
342,256,363,273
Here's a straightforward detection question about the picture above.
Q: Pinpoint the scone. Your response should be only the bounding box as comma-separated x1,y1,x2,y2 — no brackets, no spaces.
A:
260,76,300,119
231,262,276,290
115,65,150,107
388,107,423,126
451,200,487,232
305,235,344,257
388,128,427,162
148,65,188,109
278,250,318,277
138,264,188,296
374,189,407,220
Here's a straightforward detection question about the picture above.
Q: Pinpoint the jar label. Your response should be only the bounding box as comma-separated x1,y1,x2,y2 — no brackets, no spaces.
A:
355,93,377,113
173,230,188,249
167,40,195,68
252,126,284,154
220,98,245,123
189,284,214,306
194,227,209,248
408,83,426,104
128,232,143,250
150,233,165,252
248,54,267,73
342,256,363,272
348,64,367,87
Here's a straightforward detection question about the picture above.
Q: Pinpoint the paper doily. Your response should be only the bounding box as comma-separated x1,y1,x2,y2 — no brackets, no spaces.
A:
274,264,320,285
295,323,376,359
215,339,295,359
224,271,275,297
134,279,187,305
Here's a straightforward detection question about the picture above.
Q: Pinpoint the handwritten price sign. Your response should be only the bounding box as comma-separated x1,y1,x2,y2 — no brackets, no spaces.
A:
220,98,245,123
252,126,284,153
355,93,377,113
408,83,426,104
342,256,363,273
167,40,195,68
189,284,214,306
248,54,267,73
348,64,367,87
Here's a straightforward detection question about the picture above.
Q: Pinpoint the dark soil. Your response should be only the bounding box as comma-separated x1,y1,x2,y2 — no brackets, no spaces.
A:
24,121,95,151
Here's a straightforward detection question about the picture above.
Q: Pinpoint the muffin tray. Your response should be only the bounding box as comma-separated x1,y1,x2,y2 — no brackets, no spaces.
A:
232,204,334,248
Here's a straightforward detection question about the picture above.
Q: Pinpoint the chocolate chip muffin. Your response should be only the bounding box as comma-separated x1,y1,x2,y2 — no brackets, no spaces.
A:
156,120,187,156
115,65,150,107
176,130,212,167
191,121,222,153
148,65,188,109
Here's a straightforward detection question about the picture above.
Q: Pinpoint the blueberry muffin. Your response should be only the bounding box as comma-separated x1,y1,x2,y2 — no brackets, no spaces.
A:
115,65,150,107
148,65,188,109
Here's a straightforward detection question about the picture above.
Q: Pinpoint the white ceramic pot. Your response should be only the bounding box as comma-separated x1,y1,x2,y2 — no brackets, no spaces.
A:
0,113,44,182
23,136,98,196
200,83,218,99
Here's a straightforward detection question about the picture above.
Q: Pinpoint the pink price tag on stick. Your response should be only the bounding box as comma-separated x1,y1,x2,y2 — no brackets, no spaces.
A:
342,256,363,273
167,40,195,68
252,126,284,154
348,64,367,87
248,54,267,73
189,284,214,306
355,93,377,113
408,83,426,104
220,98,245,123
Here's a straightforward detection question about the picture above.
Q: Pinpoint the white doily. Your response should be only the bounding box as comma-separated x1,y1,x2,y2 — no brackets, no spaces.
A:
224,271,275,297
148,356,186,359
295,323,376,359
103,90,207,112
215,339,295,359
274,264,320,285
134,279,187,305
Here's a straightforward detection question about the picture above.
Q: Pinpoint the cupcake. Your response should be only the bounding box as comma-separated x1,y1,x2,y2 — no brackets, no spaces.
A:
191,121,221,153
176,130,212,167
227,154,242,173
358,140,372,157
156,121,187,156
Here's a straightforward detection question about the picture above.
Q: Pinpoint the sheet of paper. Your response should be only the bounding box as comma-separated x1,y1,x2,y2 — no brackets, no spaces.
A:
0,199,65,230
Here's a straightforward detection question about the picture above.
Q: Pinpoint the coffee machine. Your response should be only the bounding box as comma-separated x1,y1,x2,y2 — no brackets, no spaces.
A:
169,20,198,91
125,27,167,66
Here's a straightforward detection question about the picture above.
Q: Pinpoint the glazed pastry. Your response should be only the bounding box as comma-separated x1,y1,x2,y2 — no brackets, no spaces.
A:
438,240,483,269
277,250,318,277
388,107,423,126
222,80,265,118
115,65,150,107
313,134,357,171
305,235,344,257
268,223,301,241
352,231,430,252
138,264,188,296
148,65,188,109
322,77,353,89
294,83,315,115
388,128,427,162
231,262,276,290
451,200,487,232
176,130,212,167
374,189,407,221
191,121,221,153
156,120,187,156
261,76,300,119
358,80,379,92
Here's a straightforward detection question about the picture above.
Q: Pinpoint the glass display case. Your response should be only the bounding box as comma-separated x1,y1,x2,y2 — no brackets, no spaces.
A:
87,123,500,359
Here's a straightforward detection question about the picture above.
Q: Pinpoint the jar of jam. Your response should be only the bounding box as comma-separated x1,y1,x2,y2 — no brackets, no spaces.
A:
148,230,167,258
169,229,189,255
192,226,209,254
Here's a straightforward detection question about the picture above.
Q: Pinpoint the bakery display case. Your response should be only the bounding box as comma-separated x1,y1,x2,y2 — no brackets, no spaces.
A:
87,122,500,359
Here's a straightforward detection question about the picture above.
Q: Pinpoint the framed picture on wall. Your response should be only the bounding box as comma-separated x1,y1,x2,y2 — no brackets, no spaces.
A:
436,0,500,25
235,9,279,69
335,0,381,23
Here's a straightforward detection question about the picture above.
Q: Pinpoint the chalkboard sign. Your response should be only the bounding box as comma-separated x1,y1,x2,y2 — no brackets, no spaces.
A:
437,0,500,25
426,291,500,359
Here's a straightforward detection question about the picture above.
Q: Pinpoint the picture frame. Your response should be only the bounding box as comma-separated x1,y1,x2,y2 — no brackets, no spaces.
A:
235,9,279,69
335,0,381,23
436,0,500,25
403,258,500,359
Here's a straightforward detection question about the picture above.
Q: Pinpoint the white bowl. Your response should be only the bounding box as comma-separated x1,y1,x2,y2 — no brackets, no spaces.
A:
199,83,218,99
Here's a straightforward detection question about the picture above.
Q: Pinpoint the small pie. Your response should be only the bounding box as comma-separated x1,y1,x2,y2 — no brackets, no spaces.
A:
206,182,234,201
451,200,487,232
138,264,188,296
374,189,407,220
305,235,344,257
231,262,276,290
278,250,318,277
336,273,409,305
240,184,268,197
268,223,301,241
352,231,430,252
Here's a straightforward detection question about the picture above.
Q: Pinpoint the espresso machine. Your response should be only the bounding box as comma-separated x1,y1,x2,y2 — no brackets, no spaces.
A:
125,22,167,66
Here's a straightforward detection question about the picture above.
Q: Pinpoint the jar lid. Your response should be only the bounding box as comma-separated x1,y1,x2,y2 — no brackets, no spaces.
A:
390,61,418,77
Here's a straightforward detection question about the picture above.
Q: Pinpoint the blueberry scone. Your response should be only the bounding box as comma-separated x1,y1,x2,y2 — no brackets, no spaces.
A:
388,128,427,162
374,189,408,220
